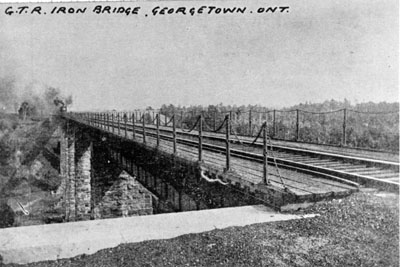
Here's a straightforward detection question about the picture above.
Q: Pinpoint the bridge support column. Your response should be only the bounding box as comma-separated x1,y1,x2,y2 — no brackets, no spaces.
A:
75,142,92,221
60,126,76,221
60,123,93,222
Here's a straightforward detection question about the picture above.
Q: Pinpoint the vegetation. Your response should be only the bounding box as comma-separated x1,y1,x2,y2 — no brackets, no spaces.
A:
0,114,61,228
155,100,399,151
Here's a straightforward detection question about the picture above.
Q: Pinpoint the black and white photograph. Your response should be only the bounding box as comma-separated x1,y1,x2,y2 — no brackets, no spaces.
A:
0,0,398,266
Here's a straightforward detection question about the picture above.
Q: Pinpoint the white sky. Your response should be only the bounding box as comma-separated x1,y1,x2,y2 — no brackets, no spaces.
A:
0,0,398,111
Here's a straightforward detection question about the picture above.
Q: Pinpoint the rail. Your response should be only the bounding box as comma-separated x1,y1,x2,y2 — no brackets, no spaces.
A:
64,111,288,187
63,111,399,190
108,107,399,152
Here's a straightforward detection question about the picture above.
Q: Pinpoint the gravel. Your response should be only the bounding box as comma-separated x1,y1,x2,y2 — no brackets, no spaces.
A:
5,190,399,267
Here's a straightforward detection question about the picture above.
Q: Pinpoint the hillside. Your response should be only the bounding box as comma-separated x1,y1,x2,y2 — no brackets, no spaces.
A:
0,114,62,228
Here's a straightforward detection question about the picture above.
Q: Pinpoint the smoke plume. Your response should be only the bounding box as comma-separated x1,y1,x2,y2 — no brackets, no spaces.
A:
0,35,72,115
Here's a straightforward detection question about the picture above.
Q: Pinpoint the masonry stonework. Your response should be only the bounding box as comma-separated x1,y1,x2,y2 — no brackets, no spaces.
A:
93,171,153,219
59,124,93,222
57,127,68,197
65,129,76,221
75,142,92,221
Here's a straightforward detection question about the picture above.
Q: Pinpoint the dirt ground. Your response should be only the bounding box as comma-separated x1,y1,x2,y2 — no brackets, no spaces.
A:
5,189,398,267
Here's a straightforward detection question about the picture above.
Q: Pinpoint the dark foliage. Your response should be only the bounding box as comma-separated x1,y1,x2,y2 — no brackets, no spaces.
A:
157,100,399,151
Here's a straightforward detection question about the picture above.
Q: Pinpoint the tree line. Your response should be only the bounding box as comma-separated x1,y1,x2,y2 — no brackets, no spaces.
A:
152,100,399,152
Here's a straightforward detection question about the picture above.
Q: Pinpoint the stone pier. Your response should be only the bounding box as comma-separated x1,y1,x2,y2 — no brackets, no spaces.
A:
60,125,77,221
59,121,154,222
75,139,92,221
60,123,92,221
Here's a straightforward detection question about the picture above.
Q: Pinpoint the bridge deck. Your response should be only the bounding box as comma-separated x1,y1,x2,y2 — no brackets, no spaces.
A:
142,123,399,165
266,139,399,163
91,120,357,200
128,122,399,186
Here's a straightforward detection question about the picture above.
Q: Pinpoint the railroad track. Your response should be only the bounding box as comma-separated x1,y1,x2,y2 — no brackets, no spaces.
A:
72,116,400,190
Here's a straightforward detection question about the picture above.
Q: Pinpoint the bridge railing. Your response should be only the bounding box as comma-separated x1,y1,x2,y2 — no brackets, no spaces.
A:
65,111,290,187
148,108,399,152
67,105,399,152
66,106,399,153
